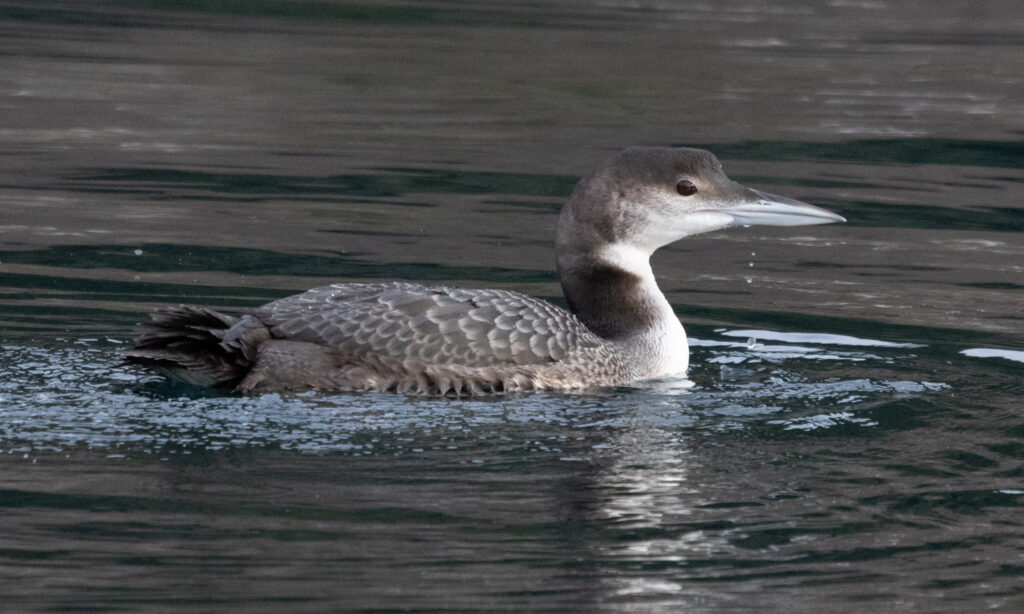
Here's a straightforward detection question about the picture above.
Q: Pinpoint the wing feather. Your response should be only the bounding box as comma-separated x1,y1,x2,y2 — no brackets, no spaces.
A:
254,282,600,368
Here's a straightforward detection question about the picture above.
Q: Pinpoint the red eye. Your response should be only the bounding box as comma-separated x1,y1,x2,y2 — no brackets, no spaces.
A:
676,179,698,196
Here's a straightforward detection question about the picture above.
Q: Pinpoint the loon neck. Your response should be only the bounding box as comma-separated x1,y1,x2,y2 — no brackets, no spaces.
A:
557,244,680,341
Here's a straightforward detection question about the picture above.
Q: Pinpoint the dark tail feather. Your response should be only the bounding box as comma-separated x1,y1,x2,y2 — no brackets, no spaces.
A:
124,306,251,388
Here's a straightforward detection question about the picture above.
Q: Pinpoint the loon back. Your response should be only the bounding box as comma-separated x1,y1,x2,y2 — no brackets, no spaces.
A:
125,146,844,395
256,282,599,366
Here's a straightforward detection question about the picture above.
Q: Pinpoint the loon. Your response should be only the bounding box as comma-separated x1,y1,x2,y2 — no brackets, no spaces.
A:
125,146,844,395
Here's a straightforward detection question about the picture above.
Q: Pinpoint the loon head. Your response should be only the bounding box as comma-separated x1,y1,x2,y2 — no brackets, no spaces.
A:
556,146,845,259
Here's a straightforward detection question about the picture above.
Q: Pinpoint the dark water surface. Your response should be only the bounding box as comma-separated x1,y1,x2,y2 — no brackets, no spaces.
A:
1,1,1022,612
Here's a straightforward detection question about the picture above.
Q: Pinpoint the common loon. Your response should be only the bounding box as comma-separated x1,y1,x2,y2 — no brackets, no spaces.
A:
126,146,844,395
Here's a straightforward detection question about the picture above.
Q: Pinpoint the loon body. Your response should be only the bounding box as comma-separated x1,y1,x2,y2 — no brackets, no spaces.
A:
126,147,844,395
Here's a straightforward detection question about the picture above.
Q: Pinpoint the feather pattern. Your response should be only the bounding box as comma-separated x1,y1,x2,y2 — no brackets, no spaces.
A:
255,282,602,368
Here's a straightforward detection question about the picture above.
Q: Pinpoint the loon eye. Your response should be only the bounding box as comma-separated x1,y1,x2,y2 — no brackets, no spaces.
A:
675,179,698,196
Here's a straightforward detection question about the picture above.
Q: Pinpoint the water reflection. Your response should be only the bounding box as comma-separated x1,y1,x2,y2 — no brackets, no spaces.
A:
586,403,717,605
961,348,1024,364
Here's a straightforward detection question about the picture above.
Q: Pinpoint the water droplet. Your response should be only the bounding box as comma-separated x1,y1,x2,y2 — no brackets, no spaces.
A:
134,249,143,256
745,277,752,284
746,337,757,350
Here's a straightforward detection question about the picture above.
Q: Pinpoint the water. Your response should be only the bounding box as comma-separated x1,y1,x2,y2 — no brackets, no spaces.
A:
1,1,1022,611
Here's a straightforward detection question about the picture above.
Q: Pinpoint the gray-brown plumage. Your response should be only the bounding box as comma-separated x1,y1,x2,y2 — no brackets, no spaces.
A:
126,147,844,395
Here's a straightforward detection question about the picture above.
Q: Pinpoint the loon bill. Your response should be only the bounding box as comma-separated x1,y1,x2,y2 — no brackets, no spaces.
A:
125,146,845,395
